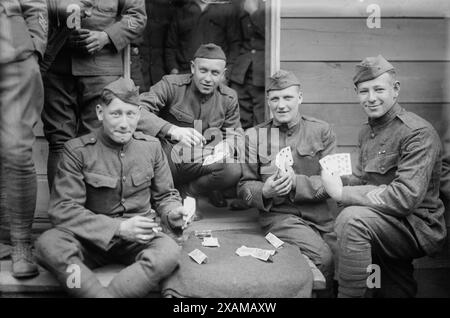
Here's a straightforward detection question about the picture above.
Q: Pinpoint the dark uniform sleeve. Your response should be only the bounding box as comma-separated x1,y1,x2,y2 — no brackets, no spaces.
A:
224,5,240,79
222,87,244,145
21,0,48,60
137,77,175,137
237,129,272,212
341,131,368,187
290,124,337,202
248,6,265,38
104,0,147,52
48,144,121,251
164,10,180,72
341,127,441,217
150,142,183,227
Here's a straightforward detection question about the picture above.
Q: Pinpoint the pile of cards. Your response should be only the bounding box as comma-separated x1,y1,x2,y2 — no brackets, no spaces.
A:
194,230,212,239
202,237,220,247
235,246,276,262
188,249,208,264
203,141,232,166
275,146,293,174
319,153,352,176
265,232,284,248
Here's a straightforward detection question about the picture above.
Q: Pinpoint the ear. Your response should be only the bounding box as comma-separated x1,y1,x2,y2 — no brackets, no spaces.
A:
393,81,401,98
298,91,303,105
190,61,195,74
96,104,104,121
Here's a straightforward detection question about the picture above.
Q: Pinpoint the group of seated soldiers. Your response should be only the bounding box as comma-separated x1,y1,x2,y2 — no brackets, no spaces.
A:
36,45,448,298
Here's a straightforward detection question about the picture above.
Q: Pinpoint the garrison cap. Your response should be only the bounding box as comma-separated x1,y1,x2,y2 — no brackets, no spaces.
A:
353,55,395,85
193,43,226,61
103,77,140,106
267,69,301,92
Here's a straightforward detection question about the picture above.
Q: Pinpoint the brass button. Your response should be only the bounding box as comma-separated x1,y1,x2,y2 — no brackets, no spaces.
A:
121,198,126,204
122,176,126,182
251,49,256,54
370,133,375,138
120,152,125,157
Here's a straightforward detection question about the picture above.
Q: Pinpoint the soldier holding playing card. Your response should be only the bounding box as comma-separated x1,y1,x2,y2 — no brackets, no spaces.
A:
321,55,446,298
238,70,338,297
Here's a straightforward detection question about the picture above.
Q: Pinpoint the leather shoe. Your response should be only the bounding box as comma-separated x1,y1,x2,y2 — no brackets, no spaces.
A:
11,243,39,279
208,191,228,208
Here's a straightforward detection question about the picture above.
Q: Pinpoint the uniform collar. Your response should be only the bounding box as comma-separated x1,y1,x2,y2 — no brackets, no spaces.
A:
97,128,133,151
272,112,301,131
368,102,401,129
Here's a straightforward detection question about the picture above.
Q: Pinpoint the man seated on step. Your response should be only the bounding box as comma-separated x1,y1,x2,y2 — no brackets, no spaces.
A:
137,43,243,209
321,55,446,298
237,70,337,297
35,78,188,298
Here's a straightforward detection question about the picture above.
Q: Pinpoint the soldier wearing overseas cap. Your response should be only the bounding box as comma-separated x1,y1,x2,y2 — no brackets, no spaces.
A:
321,55,446,298
41,0,147,190
0,0,48,278
138,43,243,209
35,78,188,298
237,69,338,297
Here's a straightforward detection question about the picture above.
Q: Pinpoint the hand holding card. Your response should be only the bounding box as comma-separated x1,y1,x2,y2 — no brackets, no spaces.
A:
319,153,352,176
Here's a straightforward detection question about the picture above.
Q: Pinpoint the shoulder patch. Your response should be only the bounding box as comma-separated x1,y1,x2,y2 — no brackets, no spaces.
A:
218,84,237,98
64,133,97,151
133,131,159,142
397,110,429,131
301,115,329,126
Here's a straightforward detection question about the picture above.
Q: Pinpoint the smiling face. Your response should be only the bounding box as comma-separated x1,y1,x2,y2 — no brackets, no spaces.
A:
267,85,303,124
96,97,141,144
191,57,226,95
356,72,400,119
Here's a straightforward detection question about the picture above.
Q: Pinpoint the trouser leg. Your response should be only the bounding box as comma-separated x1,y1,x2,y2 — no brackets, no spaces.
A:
259,212,335,297
42,72,78,189
231,81,253,130
107,233,180,297
334,206,424,298
249,84,265,126
0,56,42,247
35,228,113,298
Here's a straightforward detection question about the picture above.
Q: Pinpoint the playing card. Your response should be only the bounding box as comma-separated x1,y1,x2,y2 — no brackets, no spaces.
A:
183,196,196,227
275,146,293,173
235,246,255,257
202,237,220,247
203,141,232,166
265,232,284,248
188,249,208,264
320,153,352,176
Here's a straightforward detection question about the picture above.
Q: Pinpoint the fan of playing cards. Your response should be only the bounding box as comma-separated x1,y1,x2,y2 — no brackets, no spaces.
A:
203,140,232,166
319,153,352,176
275,146,293,174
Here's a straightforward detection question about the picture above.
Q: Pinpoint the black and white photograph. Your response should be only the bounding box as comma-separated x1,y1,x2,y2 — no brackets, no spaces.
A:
0,0,449,304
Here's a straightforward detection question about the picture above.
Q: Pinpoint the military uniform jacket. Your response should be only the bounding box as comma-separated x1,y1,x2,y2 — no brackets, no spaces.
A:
0,0,48,64
49,0,146,76
48,129,182,251
341,103,446,255
230,5,265,87
238,115,337,232
165,1,239,74
138,74,243,154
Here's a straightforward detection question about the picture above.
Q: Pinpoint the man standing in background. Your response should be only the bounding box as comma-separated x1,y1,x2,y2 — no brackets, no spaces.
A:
0,0,48,278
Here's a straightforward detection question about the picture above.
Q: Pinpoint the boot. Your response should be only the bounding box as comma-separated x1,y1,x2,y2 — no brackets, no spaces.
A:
229,199,250,211
11,242,39,278
208,190,227,208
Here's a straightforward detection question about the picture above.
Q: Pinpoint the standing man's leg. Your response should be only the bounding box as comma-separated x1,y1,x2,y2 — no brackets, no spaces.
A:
0,56,43,278
334,206,424,298
250,84,266,126
41,72,78,190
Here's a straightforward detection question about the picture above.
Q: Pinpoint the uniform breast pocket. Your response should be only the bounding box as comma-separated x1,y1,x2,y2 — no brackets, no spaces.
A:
84,172,118,213
364,152,399,175
131,169,154,192
96,2,117,14
296,143,324,158
295,143,324,174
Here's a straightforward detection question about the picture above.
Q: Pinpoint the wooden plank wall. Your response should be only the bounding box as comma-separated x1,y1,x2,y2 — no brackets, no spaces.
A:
279,0,450,267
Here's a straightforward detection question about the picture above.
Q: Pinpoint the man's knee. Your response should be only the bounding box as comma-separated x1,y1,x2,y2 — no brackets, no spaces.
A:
138,235,180,279
218,163,241,187
335,206,378,237
35,229,79,269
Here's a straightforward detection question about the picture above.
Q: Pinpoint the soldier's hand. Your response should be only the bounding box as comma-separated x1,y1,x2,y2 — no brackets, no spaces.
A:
168,206,189,230
262,172,293,199
168,126,206,147
118,216,162,244
68,29,90,49
83,31,111,54
279,166,296,191
321,169,343,201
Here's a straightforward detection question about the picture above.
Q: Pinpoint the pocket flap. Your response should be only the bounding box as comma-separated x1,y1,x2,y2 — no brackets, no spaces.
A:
131,170,154,187
364,153,398,175
84,172,118,189
296,143,324,157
